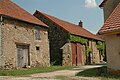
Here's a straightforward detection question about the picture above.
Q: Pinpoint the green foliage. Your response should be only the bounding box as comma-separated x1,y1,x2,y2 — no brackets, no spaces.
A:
96,41,105,56
56,76,74,80
69,34,91,57
69,34,88,45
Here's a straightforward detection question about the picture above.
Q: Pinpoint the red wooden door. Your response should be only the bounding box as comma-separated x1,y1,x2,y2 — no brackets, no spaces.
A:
71,43,82,66
71,43,77,66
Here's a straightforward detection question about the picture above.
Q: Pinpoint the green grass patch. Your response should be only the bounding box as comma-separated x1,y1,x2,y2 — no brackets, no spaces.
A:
76,66,120,80
55,76,73,80
0,66,76,76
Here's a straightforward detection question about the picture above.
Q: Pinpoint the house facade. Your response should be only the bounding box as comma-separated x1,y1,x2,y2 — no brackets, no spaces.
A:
99,0,120,74
0,0,50,69
34,10,104,66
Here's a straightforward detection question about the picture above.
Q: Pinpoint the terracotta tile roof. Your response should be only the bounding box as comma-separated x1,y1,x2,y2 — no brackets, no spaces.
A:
34,10,103,41
98,3,120,34
99,0,108,7
0,0,47,27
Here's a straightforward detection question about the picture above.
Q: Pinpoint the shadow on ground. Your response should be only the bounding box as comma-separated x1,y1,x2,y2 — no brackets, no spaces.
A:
76,66,120,80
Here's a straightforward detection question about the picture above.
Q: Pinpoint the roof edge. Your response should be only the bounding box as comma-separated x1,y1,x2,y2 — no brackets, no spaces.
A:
0,14,48,28
34,10,70,32
99,0,108,8
34,10,103,41
99,29,120,35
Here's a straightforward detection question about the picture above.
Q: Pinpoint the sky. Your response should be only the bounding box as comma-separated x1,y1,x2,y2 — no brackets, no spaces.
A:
12,0,104,34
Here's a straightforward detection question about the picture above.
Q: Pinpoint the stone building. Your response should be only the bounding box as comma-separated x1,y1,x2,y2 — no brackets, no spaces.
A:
99,0,120,74
0,0,50,69
34,10,104,66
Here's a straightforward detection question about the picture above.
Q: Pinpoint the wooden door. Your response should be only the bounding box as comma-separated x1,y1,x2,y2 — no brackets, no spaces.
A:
71,43,77,66
17,45,29,67
71,43,82,66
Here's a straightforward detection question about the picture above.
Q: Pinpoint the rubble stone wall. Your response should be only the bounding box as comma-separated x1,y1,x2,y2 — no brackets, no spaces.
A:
0,17,50,69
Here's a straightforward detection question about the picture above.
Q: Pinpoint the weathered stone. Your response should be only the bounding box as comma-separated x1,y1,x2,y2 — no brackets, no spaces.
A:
0,17,50,69
34,13,103,66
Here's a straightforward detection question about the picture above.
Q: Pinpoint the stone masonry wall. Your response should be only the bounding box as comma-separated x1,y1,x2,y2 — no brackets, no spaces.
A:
91,41,100,64
34,14,102,66
88,40,101,64
61,43,72,66
34,14,69,65
0,17,50,69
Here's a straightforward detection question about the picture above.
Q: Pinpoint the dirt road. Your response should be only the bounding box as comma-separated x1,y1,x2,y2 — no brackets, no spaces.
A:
0,64,105,80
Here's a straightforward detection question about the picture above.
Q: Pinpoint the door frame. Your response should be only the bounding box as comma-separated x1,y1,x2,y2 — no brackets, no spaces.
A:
16,43,30,67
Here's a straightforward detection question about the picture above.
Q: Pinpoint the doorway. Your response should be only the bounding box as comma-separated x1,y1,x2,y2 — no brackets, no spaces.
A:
16,45,29,68
71,43,82,66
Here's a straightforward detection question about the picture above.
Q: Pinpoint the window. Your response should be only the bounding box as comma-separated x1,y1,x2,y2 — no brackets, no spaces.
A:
35,29,41,40
36,46,40,50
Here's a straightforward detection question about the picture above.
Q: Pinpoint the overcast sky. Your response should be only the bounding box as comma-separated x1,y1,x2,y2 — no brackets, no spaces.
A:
12,0,104,34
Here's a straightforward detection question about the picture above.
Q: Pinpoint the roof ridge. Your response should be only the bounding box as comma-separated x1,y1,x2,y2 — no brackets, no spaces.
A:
35,10,82,27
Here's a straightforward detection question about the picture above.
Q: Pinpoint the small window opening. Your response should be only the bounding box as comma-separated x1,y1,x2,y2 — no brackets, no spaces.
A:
54,27,57,30
36,46,40,50
14,26,17,29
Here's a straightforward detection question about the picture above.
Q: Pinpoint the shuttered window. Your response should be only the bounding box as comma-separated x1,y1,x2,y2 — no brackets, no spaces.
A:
35,29,41,40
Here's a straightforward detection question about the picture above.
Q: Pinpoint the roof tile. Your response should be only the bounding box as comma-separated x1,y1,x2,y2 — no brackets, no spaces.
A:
99,3,120,34
34,10,103,41
0,0,47,27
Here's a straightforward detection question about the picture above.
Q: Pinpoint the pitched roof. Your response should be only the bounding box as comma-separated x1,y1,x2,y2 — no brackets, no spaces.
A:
0,0,47,27
34,10,103,41
99,0,108,8
98,3,120,34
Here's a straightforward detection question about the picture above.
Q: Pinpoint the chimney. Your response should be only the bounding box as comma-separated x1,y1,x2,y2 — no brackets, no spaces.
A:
78,20,83,27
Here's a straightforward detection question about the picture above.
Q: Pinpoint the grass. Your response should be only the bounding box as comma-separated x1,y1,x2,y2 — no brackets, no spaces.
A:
55,76,73,80
76,66,120,80
0,66,76,76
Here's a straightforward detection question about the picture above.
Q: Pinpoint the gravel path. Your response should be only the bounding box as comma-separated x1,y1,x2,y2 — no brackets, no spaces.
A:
0,64,105,80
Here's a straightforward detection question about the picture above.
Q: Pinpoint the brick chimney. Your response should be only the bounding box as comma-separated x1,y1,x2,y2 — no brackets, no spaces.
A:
78,20,83,27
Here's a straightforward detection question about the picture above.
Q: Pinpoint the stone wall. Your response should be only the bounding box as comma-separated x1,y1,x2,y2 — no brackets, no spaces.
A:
105,34,120,72
0,17,50,69
34,14,102,66
61,43,72,66
34,14,69,65
88,40,101,64
81,45,86,65
91,41,100,64
103,0,120,21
